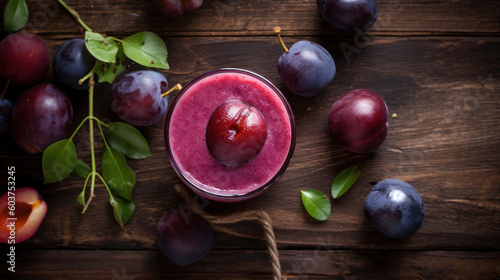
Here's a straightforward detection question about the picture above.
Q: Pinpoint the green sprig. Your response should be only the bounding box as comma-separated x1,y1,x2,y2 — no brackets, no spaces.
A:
42,0,168,228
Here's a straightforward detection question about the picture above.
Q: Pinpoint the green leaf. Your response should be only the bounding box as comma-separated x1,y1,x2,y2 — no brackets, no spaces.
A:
107,122,151,160
331,166,360,199
95,47,127,84
72,158,91,179
85,31,119,63
102,146,136,228
300,190,331,221
109,195,135,229
102,147,135,201
42,139,77,184
3,0,28,32
122,31,169,69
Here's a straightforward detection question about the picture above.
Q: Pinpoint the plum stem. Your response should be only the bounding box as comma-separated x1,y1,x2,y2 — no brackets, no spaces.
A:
58,0,93,33
161,83,182,98
110,37,123,44
273,26,289,53
0,79,10,99
96,116,112,154
78,71,94,86
80,173,91,213
95,117,109,128
85,73,97,214
80,56,101,86
82,187,95,214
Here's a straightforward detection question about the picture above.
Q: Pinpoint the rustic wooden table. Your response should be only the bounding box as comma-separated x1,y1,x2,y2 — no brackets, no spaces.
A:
1,0,499,279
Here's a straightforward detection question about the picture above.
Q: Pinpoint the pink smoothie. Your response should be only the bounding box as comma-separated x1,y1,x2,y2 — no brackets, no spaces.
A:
166,69,295,200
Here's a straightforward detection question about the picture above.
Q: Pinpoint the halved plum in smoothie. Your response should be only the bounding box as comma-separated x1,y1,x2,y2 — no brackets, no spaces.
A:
165,69,295,202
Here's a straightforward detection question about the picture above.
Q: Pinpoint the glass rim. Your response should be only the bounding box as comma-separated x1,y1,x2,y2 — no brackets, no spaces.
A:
164,68,296,202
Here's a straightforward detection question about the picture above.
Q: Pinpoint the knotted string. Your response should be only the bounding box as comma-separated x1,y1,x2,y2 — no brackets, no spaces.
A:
175,184,283,280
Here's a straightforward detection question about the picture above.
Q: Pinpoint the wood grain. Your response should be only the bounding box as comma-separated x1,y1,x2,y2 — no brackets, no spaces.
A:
0,0,499,279
0,36,498,251
12,0,500,37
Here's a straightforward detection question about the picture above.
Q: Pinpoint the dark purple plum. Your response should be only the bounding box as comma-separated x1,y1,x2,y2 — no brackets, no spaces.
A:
317,0,378,32
53,38,94,90
111,70,169,126
274,28,335,97
11,83,73,153
364,179,425,238
0,99,13,134
0,33,50,86
206,100,267,166
156,0,203,16
157,209,213,266
328,89,388,153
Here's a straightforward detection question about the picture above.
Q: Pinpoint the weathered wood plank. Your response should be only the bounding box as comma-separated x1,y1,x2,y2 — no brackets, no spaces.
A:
5,0,500,37
1,249,498,279
0,36,498,251
1,0,499,278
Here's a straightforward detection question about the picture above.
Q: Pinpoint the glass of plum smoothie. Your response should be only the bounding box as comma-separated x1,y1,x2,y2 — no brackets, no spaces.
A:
165,68,296,202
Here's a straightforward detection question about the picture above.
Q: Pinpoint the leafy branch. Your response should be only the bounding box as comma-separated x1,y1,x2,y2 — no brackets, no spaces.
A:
42,0,169,228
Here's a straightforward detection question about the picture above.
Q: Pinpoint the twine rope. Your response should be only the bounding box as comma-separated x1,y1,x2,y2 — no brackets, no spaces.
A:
175,184,283,280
